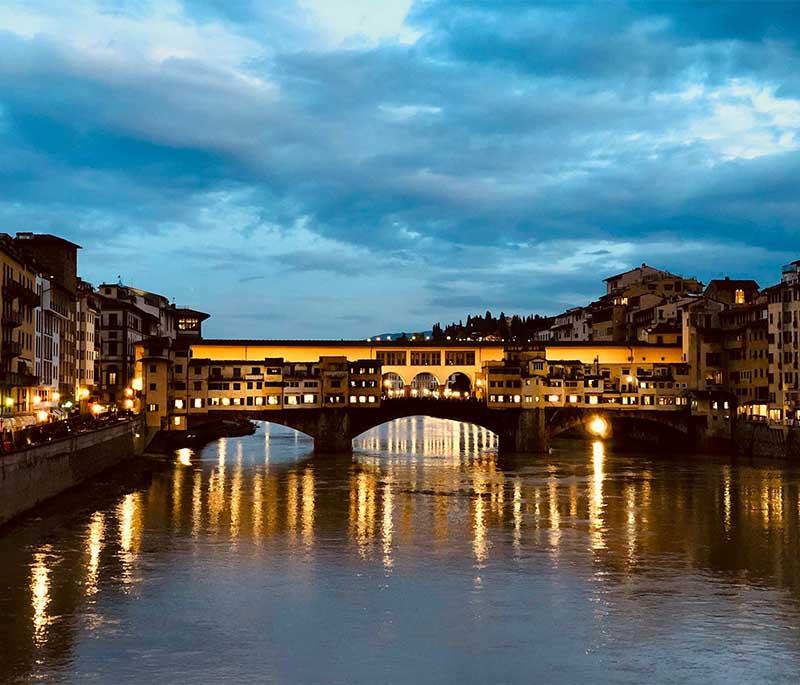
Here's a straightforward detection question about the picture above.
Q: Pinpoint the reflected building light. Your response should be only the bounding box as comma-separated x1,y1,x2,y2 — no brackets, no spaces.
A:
625,483,637,565
286,471,299,540
264,427,270,465
473,492,488,566
85,512,105,597
172,458,184,527
191,470,202,538
230,450,243,541
548,475,561,555
252,472,264,543
177,447,193,467
382,478,394,570
30,546,53,646
589,441,606,551
302,467,315,549
513,478,522,554
118,492,142,587
722,465,732,537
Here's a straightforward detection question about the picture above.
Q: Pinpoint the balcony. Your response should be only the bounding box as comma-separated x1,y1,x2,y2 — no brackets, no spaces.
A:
3,280,40,307
1,311,22,329
0,371,38,387
1,341,22,358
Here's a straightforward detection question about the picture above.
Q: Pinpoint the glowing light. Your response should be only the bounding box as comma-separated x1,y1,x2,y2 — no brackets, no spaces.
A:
30,547,52,646
131,377,143,392
79,387,90,400
4,397,13,408
124,387,134,398
32,395,42,405
177,447,193,467
174,399,184,409
91,403,106,415
123,399,134,410
588,416,609,438
36,410,49,423
52,392,60,402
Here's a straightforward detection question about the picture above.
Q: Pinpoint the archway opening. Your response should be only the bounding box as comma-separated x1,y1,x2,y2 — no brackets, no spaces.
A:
382,372,405,398
410,372,439,398
445,372,472,399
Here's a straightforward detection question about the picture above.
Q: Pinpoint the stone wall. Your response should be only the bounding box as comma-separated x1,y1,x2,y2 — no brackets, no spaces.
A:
735,421,800,460
0,417,147,527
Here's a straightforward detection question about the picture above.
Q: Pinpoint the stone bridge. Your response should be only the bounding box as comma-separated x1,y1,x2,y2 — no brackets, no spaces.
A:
195,398,707,454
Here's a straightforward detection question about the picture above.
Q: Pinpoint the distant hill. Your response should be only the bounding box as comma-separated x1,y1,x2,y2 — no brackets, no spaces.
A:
369,330,433,341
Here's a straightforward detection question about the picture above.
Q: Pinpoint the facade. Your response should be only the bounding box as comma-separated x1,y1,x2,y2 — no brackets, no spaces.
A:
34,275,60,410
75,279,99,398
0,237,39,414
766,262,800,422
12,233,80,401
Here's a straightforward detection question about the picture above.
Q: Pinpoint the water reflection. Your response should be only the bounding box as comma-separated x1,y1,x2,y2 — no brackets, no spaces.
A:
2,419,800,683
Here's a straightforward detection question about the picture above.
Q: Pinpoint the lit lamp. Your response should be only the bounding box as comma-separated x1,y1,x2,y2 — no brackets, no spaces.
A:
36,410,49,423
52,392,60,402
4,397,13,409
123,399,134,410
79,387,90,400
588,416,609,438
32,395,42,405
91,403,106,416
131,377,143,392
124,387,134,398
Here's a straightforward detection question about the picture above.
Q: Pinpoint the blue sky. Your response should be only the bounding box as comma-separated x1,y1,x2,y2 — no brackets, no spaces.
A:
1,1,799,337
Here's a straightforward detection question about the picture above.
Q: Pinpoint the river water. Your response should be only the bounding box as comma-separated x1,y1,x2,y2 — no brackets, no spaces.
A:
2,418,800,684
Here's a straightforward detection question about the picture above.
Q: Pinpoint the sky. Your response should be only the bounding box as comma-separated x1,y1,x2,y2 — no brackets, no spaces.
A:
1,0,799,338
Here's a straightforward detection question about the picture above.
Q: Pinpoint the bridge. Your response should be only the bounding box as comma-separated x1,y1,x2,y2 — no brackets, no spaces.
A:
137,337,733,454
196,398,711,454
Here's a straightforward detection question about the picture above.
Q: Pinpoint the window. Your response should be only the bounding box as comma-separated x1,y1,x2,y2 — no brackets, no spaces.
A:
735,289,745,305
149,383,156,391
147,403,158,412
410,351,441,366
193,398,203,408
445,351,475,366
251,367,260,375
149,364,157,373
376,350,406,366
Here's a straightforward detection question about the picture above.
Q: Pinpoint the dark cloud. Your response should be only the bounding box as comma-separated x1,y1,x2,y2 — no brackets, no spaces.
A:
0,1,798,336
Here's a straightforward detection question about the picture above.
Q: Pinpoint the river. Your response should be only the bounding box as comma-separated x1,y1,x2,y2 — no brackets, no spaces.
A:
1,418,800,683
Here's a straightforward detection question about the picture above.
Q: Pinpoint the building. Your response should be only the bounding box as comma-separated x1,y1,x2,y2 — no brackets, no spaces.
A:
75,279,100,399
96,281,208,406
766,261,800,422
12,233,80,402
0,237,39,414
34,274,61,411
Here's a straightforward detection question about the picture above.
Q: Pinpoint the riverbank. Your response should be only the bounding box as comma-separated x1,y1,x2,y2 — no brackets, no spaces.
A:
0,416,148,528
735,421,800,460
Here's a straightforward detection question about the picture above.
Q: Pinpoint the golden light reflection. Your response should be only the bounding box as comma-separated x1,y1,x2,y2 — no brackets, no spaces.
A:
191,470,202,538
118,492,142,587
30,546,52,646
85,512,105,597
253,472,264,542
301,467,315,548
589,440,606,551
513,478,522,553
722,465,732,537
177,447,193,467
230,443,244,540
624,483,637,564
472,492,488,565
286,471,298,540
382,478,394,569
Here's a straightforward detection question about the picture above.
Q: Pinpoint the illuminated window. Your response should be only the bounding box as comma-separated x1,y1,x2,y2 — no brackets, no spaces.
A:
174,399,184,409
193,398,202,408
267,396,279,405
287,396,298,405
173,416,181,426
734,289,745,305
359,395,367,403
368,396,376,403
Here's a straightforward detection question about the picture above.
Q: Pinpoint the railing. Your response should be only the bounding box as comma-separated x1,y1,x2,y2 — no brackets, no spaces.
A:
0,371,39,387
1,341,22,358
3,281,40,307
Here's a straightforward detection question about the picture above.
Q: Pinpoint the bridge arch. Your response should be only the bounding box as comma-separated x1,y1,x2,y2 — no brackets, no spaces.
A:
547,409,691,445
381,372,405,398
444,372,472,398
410,372,439,397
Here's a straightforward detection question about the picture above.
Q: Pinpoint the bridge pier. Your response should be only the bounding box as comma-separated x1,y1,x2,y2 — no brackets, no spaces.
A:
311,409,354,454
494,408,548,454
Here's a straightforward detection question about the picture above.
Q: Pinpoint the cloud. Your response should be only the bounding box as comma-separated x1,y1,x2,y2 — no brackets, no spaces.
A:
0,0,797,336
